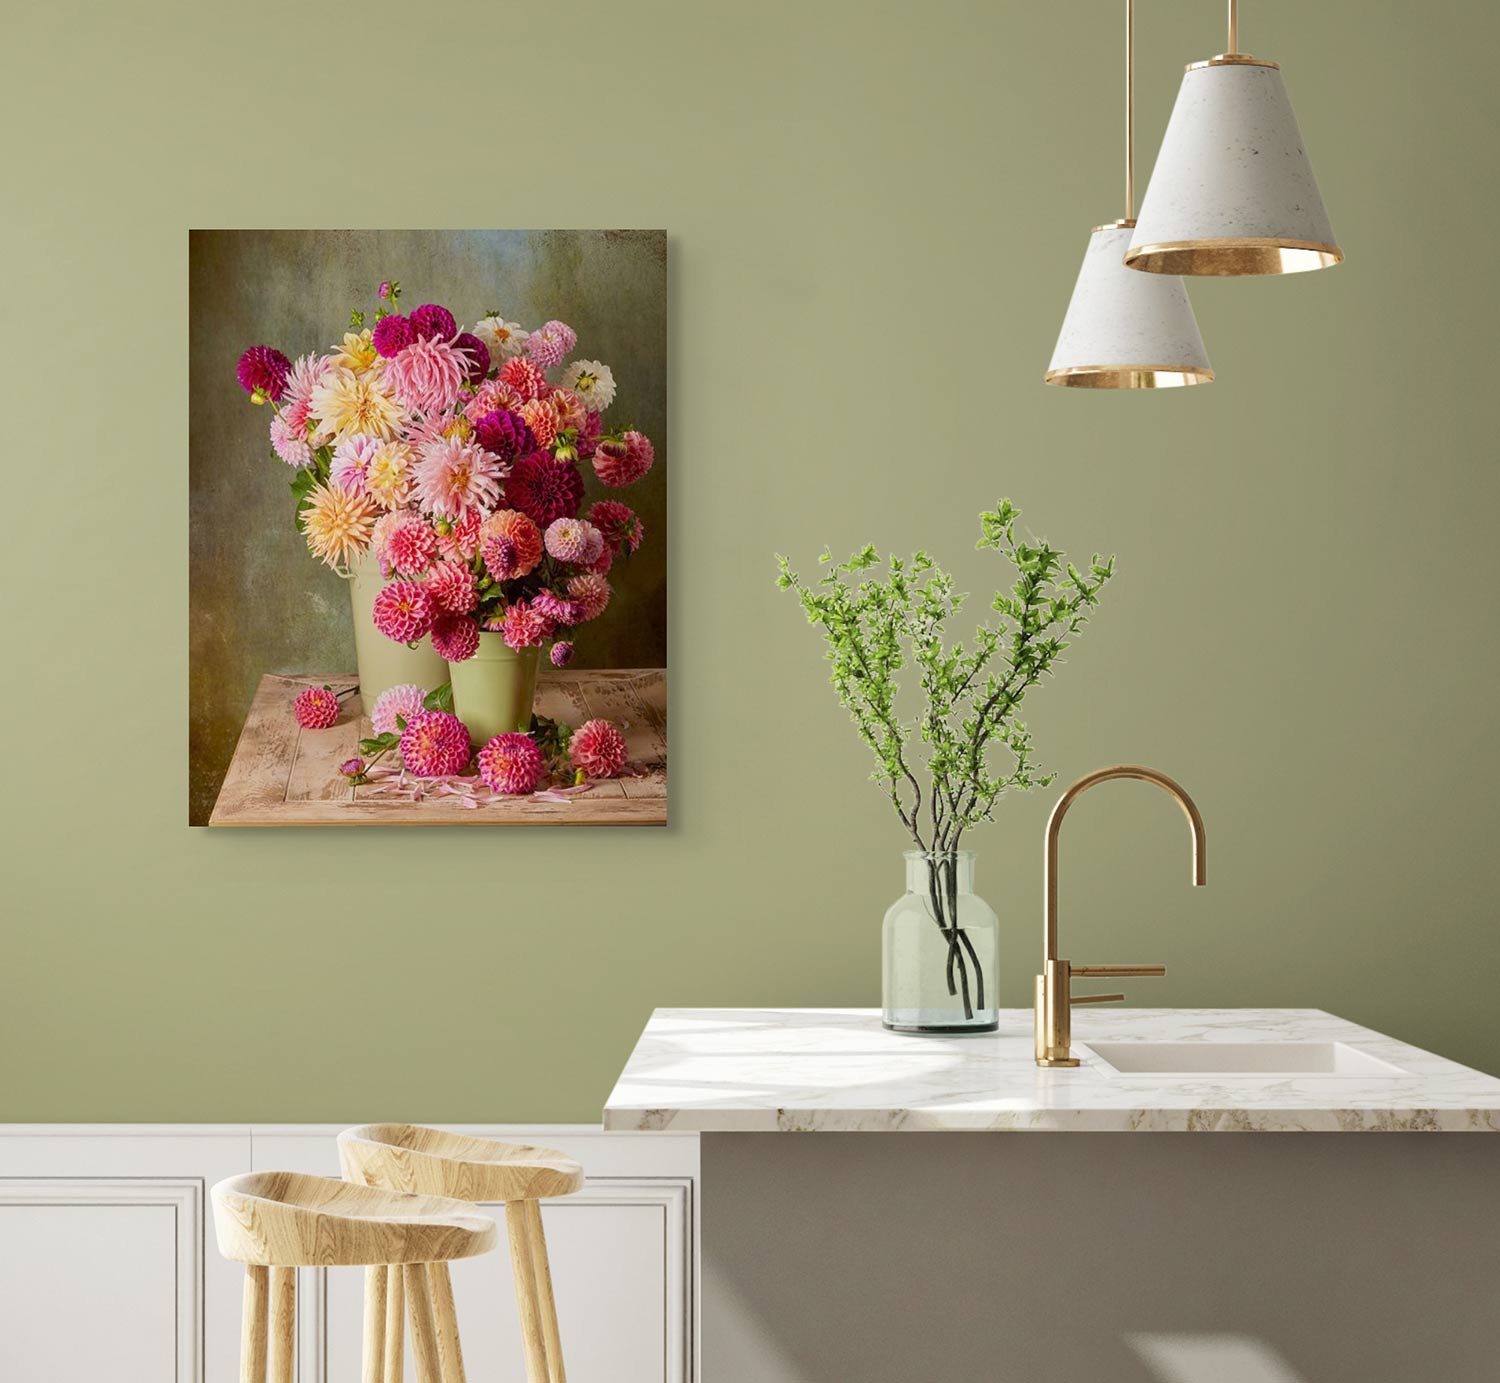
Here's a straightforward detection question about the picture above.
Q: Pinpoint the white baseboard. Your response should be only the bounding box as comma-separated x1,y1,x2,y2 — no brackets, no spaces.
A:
0,1124,698,1383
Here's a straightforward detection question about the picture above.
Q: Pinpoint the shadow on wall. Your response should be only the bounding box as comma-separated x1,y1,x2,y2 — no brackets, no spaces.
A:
187,228,668,824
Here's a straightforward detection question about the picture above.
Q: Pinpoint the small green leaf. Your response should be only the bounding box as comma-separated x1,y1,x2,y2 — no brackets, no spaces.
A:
423,682,455,713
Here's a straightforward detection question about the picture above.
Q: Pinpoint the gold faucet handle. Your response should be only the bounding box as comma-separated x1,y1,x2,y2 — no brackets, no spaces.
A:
1071,964,1167,978
1069,992,1126,1005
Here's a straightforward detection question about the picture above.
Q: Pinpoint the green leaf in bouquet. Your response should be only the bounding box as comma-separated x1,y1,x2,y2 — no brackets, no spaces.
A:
424,682,455,713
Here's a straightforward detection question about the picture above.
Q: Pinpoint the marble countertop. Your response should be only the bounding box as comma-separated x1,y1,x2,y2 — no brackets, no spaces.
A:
601,1008,1500,1133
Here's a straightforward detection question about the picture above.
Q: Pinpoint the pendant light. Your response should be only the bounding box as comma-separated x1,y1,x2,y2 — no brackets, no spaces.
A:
1045,0,1212,389
1125,0,1341,276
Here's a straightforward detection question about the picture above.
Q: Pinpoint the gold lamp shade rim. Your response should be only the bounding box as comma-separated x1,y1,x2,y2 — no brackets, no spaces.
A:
1186,53,1281,72
1124,237,1344,277
1043,365,1215,390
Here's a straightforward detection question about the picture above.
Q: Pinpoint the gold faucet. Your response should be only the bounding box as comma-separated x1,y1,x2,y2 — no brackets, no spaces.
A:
1034,765,1207,1067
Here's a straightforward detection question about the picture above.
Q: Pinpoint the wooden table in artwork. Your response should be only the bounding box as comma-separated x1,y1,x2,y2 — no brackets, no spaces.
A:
210,670,667,826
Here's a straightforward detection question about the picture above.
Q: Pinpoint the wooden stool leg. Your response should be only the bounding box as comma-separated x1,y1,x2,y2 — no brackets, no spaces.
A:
362,1265,389,1383
384,1263,406,1383
505,1201,549,1383
523,1200,567,1383
268,1266,296,1383
405,1263,443,1383
240,1265,269,1383
427,1262,468,1383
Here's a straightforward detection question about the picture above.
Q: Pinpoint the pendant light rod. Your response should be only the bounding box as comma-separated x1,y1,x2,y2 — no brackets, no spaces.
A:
1228,0,1238,54
1125,0,1135,220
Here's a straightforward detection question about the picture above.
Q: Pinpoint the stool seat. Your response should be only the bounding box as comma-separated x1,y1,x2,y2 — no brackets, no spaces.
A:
212,1169,498,1267
340,1123,586,1202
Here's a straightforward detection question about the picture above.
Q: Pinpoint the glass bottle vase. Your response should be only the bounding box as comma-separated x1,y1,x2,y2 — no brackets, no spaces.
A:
882,851,999,1034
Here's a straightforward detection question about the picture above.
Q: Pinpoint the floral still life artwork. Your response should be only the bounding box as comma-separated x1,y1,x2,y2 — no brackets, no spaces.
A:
189,230,667,826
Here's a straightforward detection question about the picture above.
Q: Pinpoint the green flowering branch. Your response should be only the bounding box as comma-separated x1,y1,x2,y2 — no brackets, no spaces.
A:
777,500,1114,1018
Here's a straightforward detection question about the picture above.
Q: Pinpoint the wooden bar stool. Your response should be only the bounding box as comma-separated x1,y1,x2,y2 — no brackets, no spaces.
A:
212,1169,497,1383
339,1124,585,1383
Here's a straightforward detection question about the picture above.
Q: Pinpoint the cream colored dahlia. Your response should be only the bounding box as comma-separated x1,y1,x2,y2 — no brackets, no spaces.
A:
561,359,616,411
329,328,380,375
309,368,406,443
367,441,415,508
474,314,529,362
300,481,378,570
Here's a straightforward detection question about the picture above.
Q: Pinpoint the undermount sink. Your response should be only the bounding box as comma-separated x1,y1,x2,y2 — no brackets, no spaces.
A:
1085,1041,1408,1077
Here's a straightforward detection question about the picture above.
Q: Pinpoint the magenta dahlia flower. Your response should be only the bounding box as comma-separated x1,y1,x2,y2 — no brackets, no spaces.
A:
237,345,292,402
549,640,574,668
498,355,548,403
409,303,458,342
588,500,644,553
544,517,604,567
504,452,584,528
293,686,340,729
593,430,655,487
426,559,478,615
481,534,519,582
473,409,535,463
477,732,546,794
399,709,471,776
526,320,577,369
533,591,583,626
453,331,491,384
372,313,415,358
501,600,551,651
372,580,435,643
431,614,481,662
371,683,427,737
570,718,628,778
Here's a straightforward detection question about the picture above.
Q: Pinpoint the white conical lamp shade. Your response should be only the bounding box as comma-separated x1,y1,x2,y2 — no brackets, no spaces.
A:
1125,56,1341,276
1045,224,1212,388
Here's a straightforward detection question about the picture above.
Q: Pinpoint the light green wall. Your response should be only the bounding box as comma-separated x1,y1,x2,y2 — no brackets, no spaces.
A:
4,0,1498,1120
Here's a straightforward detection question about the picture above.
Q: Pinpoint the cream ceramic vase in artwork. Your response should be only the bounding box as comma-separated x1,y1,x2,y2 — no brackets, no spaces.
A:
347,550,447,706
448,634,541,747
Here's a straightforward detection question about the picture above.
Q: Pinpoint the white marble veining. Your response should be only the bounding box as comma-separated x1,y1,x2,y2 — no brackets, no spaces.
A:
602,1008,1500,1133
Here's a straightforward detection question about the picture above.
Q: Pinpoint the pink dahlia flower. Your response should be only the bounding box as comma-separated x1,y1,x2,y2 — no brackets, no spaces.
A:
549,386,588,435
588,500,644,554
501,600,552,651
378,512,439,576
526,320,577,369
464,377,525,424
370,683,426,737
414,436,506,519
384,336,470,417
589,544,615,576
549,640,574,668
431,614,481,662
477,732,546,794
399,709,471,777
435,509,483,562
533,590,583,626
498,355,548,403
293,686,340,729
570,718,628,778
478,509,543,576
505,452,584,528
593,430,655,488
482,535,519,582
426,559,478,615
565,572,611,622
282,353,332,433
270,415,312,468
237,345,291,402
330,434,382,494
544,517,604,567
372,314,414,358
372,580,435,643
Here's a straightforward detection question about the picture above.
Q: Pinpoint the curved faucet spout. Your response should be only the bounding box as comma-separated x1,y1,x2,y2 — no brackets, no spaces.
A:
1044,764,1207,964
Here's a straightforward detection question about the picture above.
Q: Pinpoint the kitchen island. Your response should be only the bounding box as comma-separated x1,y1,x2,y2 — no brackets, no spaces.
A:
604,1008,1500,1383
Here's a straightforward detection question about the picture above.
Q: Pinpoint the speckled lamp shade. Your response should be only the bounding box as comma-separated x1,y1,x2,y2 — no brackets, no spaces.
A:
1045,224,1212,389
1126,57,1341,276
